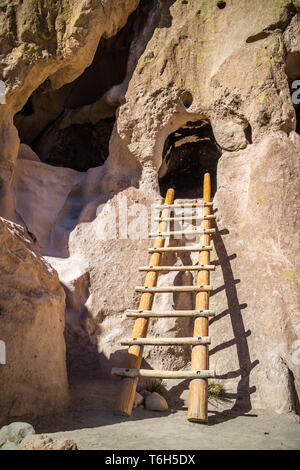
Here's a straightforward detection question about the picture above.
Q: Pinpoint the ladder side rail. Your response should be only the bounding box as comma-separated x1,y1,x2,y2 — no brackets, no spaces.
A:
188,172,212,422
114,188,174,416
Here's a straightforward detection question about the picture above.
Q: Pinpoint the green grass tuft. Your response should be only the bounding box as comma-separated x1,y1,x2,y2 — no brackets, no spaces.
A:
144,379,166,394
208,381,225,398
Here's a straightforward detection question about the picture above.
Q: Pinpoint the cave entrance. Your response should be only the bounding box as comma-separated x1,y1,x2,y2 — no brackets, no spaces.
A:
13,0,154,172
158,119,222,199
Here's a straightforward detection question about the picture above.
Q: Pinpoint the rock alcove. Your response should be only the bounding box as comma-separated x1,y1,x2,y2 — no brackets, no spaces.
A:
158,119,222,198
13,0,154,172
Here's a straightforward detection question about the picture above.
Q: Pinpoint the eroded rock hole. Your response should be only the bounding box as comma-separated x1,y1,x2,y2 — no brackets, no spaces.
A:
245,123,253,144
181,91,193,109
14,0,153,172
158,120,222,198
217,1,226,9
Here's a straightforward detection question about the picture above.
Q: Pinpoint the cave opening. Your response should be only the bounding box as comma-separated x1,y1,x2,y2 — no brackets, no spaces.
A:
158,119,222,199
13,0,154,172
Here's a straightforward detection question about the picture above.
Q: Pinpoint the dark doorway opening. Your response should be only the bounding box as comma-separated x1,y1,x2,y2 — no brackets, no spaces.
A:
158,120,222,198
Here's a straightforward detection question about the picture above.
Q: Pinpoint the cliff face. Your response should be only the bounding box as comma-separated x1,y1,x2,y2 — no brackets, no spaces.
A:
0,217,69,425
0,0,299,420
0,0,139,206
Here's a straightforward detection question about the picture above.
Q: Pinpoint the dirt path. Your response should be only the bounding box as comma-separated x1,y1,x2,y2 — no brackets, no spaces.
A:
29,378,300,450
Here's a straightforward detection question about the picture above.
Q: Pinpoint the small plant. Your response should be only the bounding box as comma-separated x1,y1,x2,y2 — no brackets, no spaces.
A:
208,381,225,398
145,379,166,394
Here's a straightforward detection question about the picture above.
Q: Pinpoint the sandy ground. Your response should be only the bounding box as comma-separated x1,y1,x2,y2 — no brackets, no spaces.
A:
27,378,300,450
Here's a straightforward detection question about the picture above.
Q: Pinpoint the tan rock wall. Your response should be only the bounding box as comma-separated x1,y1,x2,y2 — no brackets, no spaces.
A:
0,218,69,425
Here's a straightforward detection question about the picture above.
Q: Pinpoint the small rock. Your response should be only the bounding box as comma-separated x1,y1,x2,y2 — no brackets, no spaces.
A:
0,422,35,448
133,392,144,408
145,392,168,412
22,435,78,450
0,426,8,448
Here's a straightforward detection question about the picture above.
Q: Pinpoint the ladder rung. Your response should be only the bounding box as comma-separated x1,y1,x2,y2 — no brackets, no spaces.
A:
149,229,216,237
155,203,213,209
121,336,211,346
135,285,212,293
126,309,215,318
148,245,213,253
154,215,216,222
139,265,215,272
112,368,215,379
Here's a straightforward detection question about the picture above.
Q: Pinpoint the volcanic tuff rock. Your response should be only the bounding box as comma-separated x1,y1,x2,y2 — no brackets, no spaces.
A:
0,0,139,215
0,0,299,421
0,217,69,425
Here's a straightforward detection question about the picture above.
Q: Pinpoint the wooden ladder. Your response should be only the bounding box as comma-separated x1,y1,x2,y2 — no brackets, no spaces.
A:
112,172,216,423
